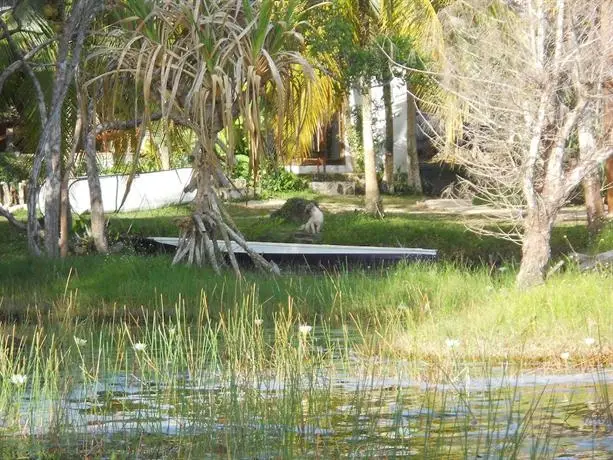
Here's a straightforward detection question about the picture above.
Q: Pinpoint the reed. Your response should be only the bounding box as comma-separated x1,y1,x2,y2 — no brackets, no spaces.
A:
0,301,609,457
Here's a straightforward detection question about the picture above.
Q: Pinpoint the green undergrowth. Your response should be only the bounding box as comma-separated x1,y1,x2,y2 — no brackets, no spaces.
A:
1,202,613,366
0,252,612,366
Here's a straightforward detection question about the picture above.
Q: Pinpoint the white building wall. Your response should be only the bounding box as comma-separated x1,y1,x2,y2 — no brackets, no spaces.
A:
346,78,416,176
39,168,196,214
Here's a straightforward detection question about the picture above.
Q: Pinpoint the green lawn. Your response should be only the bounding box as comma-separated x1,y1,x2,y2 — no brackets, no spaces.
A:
1,195,612,366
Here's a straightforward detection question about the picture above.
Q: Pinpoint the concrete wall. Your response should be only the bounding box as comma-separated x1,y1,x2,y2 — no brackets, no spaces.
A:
39,168,196,214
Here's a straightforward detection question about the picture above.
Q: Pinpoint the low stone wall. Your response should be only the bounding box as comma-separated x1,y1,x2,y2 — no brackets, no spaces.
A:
310,181,356,196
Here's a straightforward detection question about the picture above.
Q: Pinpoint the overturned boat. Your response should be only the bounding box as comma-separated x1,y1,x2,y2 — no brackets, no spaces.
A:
147,237,437,268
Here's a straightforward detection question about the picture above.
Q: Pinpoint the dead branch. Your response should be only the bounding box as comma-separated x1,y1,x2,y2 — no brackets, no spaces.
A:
0,205,26,232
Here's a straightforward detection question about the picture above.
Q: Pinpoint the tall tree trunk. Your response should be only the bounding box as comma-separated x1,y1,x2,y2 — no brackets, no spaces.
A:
579,105,605,235
606,159,613,212
361,83,382,216
60,100,82,257
24,0,98,256
343,100,355,171
59,178,72,257
516,208,554,289
382,74,394,190
85,96,108,253
406,84,422,193
604,84,613,210
43,116,62,257
173,139,278,275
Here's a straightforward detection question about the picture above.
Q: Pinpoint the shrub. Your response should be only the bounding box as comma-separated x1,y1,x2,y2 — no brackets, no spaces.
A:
259,167,308,197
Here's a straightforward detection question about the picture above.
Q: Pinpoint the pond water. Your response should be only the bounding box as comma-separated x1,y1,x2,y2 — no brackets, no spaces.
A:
57,370,612,458
1,327,611,458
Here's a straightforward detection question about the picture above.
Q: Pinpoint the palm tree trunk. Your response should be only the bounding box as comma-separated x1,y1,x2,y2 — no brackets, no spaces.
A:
361,82,382,216
59,177,72,257
43,116,62,257
85,96,108,253
60,104,82,257
604,89,613,211
603,1,613,213
173,138,279,275
382,74,394,191
24,0,98,256
606,159,613,213
159,131,171,170
406,85,422,193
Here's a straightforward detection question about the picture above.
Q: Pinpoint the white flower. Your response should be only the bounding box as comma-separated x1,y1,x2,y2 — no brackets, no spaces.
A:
10,374,27,386
133,342,147,352
583,337,596,347
74,336,87,346
445,338,460,349
560,352,570,361
397,303,409,310
254,319,263,327
298,325,312,335
168,326,176,336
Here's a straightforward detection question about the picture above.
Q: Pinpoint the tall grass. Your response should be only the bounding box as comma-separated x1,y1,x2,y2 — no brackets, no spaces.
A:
1,258,612,365
0,302,610,457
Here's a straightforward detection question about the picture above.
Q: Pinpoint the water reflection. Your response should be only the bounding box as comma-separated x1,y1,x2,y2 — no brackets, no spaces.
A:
30,366,605,458
3,326,612,458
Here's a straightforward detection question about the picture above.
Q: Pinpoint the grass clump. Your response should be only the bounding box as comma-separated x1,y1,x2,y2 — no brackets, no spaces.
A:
0,305,609,458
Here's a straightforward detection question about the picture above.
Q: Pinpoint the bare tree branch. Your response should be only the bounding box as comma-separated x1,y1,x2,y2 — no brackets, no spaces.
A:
422,0,612,287
0,205,26,232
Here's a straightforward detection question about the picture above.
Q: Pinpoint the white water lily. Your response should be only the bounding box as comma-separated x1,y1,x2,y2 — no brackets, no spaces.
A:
583,337,596,347
560,352,570,361
74,336,87,346
445,338,460,349
254,319,263,327
133,342,147,352
10,374,27,386
298,325,312,335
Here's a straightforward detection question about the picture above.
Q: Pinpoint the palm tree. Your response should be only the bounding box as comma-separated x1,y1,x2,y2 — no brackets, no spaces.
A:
94,0,324,274
336,0,447,213
379,0,449,194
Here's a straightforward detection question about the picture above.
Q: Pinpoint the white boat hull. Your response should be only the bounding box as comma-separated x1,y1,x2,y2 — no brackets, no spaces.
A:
147,237,437,265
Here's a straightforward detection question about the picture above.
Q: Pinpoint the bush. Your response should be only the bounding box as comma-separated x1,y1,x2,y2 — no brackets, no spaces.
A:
231,154,251,182
259,167,308,197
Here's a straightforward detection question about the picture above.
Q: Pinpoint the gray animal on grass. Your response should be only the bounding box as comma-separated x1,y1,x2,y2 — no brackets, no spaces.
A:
299,203,324,234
